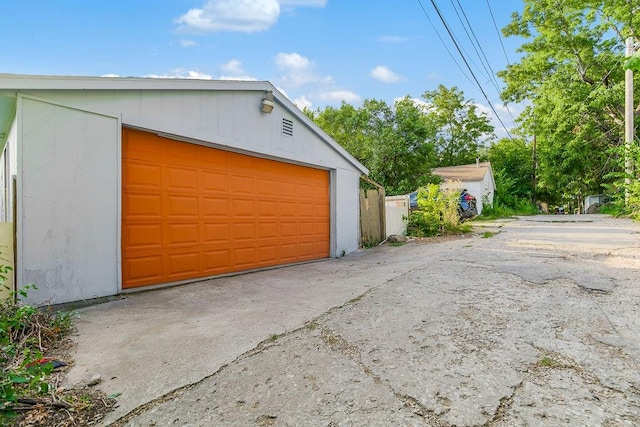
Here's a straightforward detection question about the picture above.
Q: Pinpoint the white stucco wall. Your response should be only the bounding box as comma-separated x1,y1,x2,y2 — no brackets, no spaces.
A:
18,96,119,305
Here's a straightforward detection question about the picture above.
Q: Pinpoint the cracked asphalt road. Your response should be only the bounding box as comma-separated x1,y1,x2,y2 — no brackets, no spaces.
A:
79,215,640,426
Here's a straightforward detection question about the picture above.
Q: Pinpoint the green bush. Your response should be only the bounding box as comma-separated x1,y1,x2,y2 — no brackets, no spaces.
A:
407,184,467,236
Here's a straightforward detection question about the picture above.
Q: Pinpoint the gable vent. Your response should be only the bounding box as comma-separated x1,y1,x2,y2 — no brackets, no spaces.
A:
282,118,294,137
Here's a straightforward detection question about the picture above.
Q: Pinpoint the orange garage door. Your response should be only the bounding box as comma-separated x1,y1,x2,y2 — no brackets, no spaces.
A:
122,128,330,289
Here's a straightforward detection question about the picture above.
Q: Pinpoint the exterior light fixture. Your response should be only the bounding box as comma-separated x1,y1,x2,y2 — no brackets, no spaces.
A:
261,91,274,114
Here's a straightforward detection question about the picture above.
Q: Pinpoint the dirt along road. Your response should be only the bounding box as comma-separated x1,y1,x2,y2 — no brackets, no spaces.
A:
72,214,640,426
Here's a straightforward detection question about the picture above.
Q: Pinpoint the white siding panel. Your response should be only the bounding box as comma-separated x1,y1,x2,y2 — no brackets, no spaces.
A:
332,168,360,257
19,97,119,305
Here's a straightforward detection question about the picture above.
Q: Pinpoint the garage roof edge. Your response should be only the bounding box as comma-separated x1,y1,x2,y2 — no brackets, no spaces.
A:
0,73,368,175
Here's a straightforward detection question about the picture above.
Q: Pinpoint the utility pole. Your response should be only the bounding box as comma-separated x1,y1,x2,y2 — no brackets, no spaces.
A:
625,36,635,205
532,133,537,206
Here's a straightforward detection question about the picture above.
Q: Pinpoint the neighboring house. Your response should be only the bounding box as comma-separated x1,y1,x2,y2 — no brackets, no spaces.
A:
432,161,496,215
0,74,368,305
584,194,609,213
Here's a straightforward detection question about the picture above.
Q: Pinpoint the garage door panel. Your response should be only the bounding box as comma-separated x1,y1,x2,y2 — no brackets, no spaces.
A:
124,130,162,162
203,249,231,274
256,200,277,218
124,193,162,219
280,221,297,237
164,139,200,166
203,223,230,243
124,160,162,190
165,166,199,192
279,201,296,217
125,255,164,288
229,174,255,194
234,222,255,240
298,241,316,258
166,251,200,279
233,246,256,268
198,147,229,169
202,171,229,193
257,222,278,239
299,221,315,237
257,245,278,264
298,202,314,218
166,223,200,247
232,199,255,217
280,243,298,262
122,128,330,289
256,179,278,197
166,195,199,218
202,197,229,218
279,181,297,199
124,223,163,250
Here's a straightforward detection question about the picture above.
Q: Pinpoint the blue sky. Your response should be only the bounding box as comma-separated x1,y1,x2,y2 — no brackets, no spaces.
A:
2,0,525,135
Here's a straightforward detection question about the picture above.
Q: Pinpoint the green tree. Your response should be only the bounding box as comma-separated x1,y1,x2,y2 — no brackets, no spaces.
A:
422,85,495,167
488,137,533,201
498,0,640,208
307,97,439,195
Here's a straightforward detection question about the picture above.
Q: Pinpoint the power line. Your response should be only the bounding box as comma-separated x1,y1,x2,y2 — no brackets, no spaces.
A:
423,0,516,140
452,0,518,126
450,0,501,93
486,0,510,65
416,0,475,87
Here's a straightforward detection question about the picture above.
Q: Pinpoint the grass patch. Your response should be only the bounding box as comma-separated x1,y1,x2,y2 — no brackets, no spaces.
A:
482,231,498,238
537,356,562,368
389,242,405,247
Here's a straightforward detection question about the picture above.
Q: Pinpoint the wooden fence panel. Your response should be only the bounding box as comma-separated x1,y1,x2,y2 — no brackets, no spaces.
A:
360,188,386,247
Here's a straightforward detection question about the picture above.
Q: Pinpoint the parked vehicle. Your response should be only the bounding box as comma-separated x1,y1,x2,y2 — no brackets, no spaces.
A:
458,189,478,220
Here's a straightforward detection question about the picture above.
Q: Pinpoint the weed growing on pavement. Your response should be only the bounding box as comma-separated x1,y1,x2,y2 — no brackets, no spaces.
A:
482,231,497,238
538,356,562,368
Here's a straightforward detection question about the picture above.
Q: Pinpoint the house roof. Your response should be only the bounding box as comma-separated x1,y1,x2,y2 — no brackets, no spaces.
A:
432,161,492,183
0,73,368,174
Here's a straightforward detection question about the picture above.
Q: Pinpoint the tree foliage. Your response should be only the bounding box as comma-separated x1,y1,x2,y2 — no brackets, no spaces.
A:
423,85,495,167
498,0,640,209
306,87,494,195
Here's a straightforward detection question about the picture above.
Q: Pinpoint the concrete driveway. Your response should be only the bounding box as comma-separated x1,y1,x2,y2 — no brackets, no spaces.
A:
66,214,640,426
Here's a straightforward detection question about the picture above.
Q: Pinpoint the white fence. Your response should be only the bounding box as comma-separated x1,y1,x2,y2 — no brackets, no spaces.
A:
385,195,409,236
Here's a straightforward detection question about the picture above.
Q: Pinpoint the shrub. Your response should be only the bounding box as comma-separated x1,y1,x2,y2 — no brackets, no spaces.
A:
407,184,466,236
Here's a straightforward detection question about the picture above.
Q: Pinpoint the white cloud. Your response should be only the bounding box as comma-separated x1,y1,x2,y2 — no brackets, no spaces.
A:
180,39,199,47
101,74,120,78
274,52,333,87
145,69,213,79
316,90,361,104
218,74,258,81
293,95,313,111
216,59,257,80
220,59,244,74
370,66,403,83
175,0,280,33
175,0,326,33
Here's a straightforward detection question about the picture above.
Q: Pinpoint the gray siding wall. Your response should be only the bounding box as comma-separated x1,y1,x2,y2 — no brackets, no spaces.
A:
19,96,119,304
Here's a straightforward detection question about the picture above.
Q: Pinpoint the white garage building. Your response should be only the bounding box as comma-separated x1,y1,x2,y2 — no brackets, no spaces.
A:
0,74,367,305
